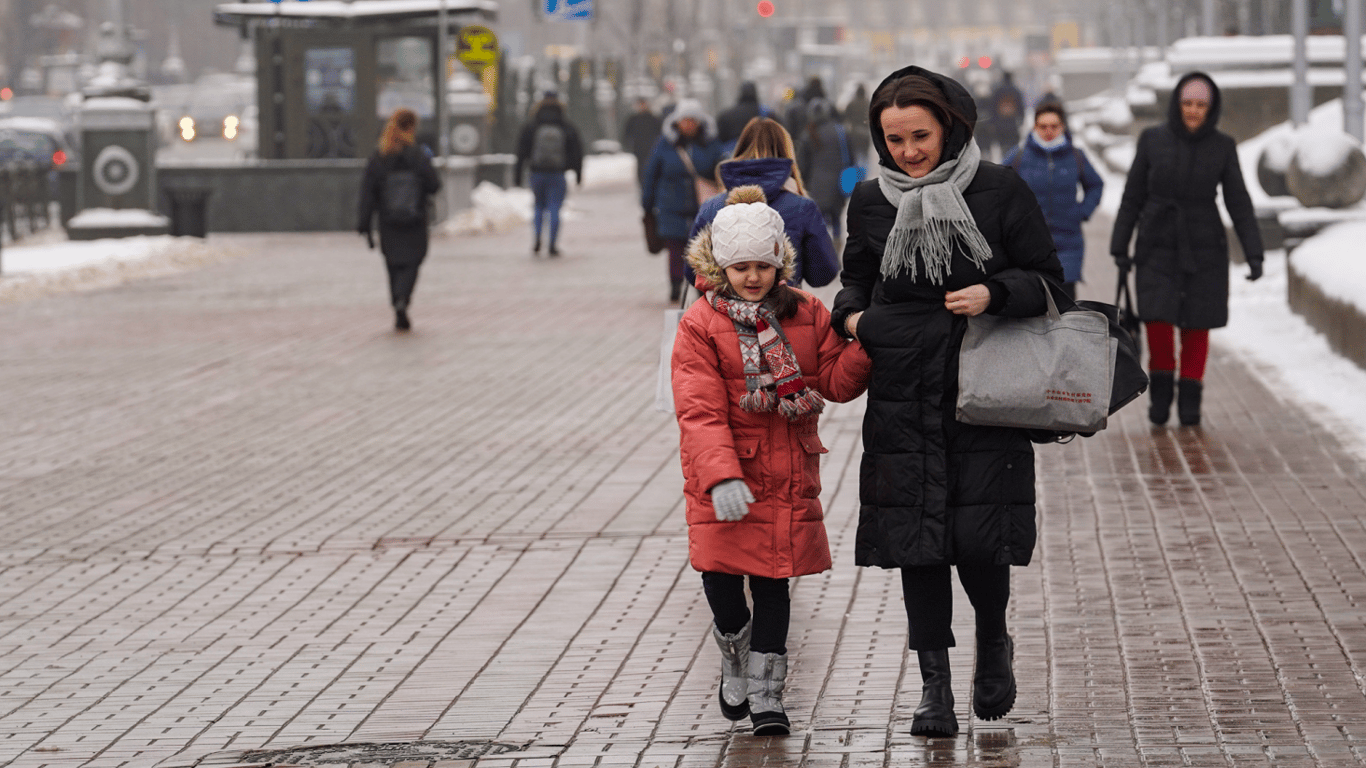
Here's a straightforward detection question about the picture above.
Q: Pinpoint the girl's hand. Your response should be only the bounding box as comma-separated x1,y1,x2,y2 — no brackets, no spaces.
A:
844,311,864,340
710,479,754,521
944,284,991,316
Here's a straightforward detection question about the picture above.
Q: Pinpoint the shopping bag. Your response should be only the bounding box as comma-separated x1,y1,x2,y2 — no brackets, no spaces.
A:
957,277,1116,433
654,285,694,414
642,209,665,254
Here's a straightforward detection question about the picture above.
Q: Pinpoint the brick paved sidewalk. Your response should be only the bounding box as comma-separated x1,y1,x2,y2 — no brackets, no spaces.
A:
1,181,1365,768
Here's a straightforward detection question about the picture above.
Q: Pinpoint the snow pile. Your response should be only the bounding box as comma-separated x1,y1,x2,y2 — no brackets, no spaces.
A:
1258,125,1298,174
442,182,534,236
1220,251,1366,465
1285,220,1366,315
582,153,638,189
0,235,240,304
67,208,170,229
1237,93,1366,207
1291,125,1361,176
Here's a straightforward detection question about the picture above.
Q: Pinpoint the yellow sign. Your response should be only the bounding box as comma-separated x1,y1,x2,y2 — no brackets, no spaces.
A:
457,25,498,75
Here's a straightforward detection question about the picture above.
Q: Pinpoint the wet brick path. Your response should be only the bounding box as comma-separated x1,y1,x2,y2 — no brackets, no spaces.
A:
1,180,1365,768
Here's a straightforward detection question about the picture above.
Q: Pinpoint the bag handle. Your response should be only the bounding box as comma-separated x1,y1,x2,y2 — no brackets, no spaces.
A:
675,145,701,181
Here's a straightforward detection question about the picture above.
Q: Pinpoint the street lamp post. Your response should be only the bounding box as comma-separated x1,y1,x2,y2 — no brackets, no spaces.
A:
1347,0,1364,141
438,0,450,158
1291,0,1310,126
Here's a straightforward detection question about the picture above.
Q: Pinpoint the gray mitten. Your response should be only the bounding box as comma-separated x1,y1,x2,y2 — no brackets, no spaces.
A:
710,479,755,522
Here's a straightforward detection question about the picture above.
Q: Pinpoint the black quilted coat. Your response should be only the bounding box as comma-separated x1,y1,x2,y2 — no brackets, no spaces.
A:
1109,72,1263,329
830,65,1064,569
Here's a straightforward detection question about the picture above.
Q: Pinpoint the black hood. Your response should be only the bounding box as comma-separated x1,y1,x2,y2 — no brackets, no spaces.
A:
737,82,759,104
533,100,565,124
1167,71,1221,141
867,65,978,173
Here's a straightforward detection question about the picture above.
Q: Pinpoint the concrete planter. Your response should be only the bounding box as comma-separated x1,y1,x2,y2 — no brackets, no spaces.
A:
1288,257,1366,372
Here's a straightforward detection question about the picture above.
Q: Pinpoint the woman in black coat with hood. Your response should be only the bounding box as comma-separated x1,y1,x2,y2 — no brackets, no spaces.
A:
1110,72,1263,426
831,65,1063,738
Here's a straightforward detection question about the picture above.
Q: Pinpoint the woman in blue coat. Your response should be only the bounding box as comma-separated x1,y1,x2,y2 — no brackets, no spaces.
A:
689,118,840,289
642,99,725,301
1002,102,1103,298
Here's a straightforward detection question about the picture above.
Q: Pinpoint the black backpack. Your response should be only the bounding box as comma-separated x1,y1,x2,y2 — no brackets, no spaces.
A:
381,155,424,226
529,123,568,172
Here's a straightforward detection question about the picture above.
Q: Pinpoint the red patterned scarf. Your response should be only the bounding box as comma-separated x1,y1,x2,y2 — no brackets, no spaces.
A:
709,290,825,420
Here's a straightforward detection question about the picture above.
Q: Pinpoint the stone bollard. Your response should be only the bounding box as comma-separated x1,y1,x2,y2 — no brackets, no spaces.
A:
1256,127,1297,198
1286,128,1366,209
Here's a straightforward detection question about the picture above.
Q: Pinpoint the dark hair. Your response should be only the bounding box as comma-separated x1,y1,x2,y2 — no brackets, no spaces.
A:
868,74,973,140
1033,101,1068,127
766,283,805,320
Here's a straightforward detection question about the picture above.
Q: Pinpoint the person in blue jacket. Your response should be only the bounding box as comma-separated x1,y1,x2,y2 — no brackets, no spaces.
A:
642,99,725,302
1001,102,1103,298
688,117,840,290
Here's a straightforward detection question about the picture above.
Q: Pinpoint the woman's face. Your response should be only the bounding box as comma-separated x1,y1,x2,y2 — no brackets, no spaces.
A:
880,104,944,178
1034,112,1065,143
724,261,777,302
676,117,700,138
1181,97,1211,133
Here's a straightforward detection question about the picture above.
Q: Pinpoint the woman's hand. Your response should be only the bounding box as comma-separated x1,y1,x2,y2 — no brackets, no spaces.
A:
844,311,864,340
944,285,991,317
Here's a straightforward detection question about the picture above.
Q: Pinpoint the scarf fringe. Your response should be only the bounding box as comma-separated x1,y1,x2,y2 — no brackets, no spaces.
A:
877,140,992,285
777,389,826,419
739,388,777,413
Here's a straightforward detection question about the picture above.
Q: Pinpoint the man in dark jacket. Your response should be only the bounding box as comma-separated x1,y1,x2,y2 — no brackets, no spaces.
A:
716,81,767,148
831,64,1063,738
983,72,1025,159
621,97,662,190
1110,71,1263,426
515,93,585,256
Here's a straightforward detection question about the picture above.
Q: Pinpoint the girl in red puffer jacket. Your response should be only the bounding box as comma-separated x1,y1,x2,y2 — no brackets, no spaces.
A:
671,185,870,736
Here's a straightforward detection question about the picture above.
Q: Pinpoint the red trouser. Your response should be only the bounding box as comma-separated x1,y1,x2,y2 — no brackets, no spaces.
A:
1145,321,1209,380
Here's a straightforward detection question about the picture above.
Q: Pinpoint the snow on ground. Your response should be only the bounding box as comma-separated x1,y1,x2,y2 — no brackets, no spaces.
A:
443,153,637,236
1220,249,1366,465
1285,220,1366,315
2,235,176,275
0,234,238,304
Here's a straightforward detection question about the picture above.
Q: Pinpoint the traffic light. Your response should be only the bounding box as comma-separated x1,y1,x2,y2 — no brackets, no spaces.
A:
757,1,775,17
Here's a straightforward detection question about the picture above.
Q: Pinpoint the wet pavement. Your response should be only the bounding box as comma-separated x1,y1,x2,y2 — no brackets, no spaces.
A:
1,178,1365,768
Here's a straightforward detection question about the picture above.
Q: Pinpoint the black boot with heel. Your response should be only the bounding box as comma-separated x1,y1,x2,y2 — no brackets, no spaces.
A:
1178,378,1203,426
910,650,958,737
1148,370,1174,425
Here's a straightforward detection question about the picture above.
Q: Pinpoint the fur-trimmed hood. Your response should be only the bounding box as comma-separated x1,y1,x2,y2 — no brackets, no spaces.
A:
663,98,719,144
686,186,796,292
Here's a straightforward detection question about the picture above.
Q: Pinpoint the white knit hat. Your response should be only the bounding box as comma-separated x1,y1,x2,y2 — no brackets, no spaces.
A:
711,202,787,270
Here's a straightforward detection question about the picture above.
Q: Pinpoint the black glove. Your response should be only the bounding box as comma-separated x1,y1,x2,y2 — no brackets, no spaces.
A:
1247,260,1263,281
1113,253,1133,270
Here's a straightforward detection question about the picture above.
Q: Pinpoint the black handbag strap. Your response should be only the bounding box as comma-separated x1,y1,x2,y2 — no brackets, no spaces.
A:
1115,268,1136,314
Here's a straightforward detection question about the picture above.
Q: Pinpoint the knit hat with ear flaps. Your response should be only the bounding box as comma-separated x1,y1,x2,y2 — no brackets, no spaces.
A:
711,187,788,271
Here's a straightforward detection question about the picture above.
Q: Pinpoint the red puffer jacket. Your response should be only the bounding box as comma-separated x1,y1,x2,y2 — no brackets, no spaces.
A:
672,290,871,578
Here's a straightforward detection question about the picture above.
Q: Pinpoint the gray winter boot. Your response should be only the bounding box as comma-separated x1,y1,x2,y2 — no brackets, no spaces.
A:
747,651,791,735
712,622,751,721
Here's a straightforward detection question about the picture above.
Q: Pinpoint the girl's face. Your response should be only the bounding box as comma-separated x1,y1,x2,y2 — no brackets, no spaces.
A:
1034,111,1065,143
724,261,777,302
881,104,944,178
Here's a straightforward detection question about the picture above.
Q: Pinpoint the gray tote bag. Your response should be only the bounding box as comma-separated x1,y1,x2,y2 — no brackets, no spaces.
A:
956,277,1117,433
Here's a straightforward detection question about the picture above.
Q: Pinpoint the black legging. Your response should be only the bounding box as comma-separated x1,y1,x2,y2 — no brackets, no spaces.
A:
901,564,1010,651
701,572,790,655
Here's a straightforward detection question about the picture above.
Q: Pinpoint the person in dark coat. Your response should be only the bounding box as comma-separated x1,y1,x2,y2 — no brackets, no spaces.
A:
621,97,663,190
357,108,442,331
716,82,769,150
983,72,1025,160
515,93,585,256
830,65,1064,738
690,117,840,288
642,98,724,301
796,97,853,239
1110,72,1263,427
1002,102,1104,298
843,83,872,167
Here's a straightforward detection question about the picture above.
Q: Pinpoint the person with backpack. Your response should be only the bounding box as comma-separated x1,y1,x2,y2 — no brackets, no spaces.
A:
796,97,854,241
357,108,442,331
673,185,870,735
516,92,585,257
1001,102,1104,299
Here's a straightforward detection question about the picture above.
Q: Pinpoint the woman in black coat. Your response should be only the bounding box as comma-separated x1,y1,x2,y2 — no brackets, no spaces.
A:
831,65,1063,738
1110,72,1263,426
358,108,442,331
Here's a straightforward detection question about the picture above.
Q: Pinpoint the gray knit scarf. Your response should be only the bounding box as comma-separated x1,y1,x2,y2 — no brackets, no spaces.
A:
876,139,992,284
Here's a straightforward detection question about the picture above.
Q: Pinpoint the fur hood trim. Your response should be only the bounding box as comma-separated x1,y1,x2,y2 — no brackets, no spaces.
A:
686,185,796,291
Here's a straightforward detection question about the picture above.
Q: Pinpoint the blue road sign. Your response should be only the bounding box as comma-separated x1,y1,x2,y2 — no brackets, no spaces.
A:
545,0,593,21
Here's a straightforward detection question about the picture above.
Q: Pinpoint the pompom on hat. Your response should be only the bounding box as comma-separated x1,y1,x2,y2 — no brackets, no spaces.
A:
710,186,788,270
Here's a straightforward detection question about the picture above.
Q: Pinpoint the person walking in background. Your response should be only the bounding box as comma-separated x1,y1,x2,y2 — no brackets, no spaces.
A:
983,72,1025,160
642,99,724,302
690,118,840,289
831,65,1064,738
1002,102,1104,298
516,91,584,257
843,83,872,167
716,82,771,154
357,108,442,332
1110,72,1263,427
782,76,826,142
621,96,663,191
673,185,870,735
796,97,854,241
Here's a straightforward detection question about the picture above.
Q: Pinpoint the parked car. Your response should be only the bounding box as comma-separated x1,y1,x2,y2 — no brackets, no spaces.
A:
176,73,254,144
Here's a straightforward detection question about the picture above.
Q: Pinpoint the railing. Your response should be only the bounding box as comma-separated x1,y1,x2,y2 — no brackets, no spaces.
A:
0,162,57,272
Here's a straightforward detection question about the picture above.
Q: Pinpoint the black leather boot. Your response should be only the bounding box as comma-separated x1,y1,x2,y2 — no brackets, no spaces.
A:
1148,370,1174,425
910,650,958,737
972,633,1016,721
1178,378,1203,426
